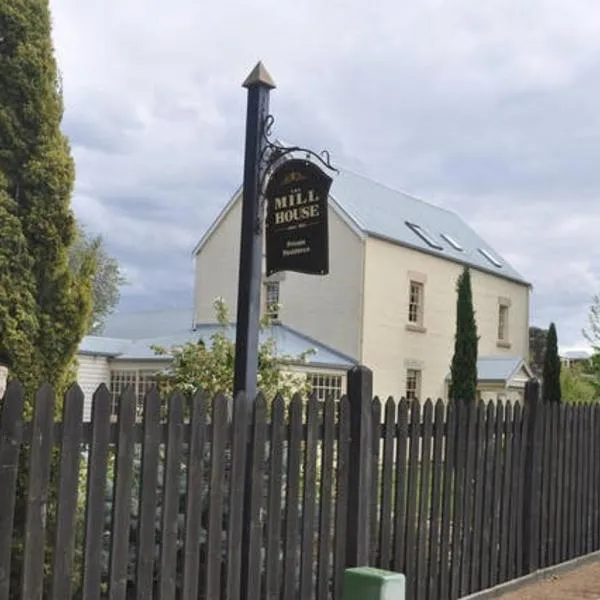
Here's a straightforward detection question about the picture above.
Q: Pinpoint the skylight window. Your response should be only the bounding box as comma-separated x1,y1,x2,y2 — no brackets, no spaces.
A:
405,222,443,250
478,248,503,268
440,233,463,251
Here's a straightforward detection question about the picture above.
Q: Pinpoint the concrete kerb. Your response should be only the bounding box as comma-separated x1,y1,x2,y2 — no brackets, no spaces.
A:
460,550,600,599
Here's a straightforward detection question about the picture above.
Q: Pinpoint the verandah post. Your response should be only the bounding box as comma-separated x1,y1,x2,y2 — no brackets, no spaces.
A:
522,379,543,573
345,365,373,567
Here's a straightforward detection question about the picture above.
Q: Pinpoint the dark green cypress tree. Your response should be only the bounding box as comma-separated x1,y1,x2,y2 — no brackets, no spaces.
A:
1,1,94,595
0,0,94,400
449,267,479,403
542,322,561,403
0,176,39,389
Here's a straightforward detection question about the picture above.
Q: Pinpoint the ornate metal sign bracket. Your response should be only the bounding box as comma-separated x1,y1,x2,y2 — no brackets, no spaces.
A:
256,114,338,232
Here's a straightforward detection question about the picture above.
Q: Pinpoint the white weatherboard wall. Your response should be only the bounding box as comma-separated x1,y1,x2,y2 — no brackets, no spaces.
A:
77,354,111,421
361,238,530,401
194,196,364,360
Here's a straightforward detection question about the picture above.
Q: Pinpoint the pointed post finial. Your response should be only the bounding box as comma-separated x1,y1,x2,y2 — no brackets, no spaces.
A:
242,61,276,89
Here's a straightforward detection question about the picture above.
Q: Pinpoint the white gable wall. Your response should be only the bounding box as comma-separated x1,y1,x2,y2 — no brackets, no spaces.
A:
278,205,364,359
194,196,243,324
361,237,530,401
194,196,365,360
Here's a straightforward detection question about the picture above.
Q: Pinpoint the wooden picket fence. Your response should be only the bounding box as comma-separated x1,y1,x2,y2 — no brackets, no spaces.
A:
0,367,599,600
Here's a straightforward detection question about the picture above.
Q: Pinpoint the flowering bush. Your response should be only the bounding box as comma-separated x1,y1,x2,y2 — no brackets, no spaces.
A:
151,298,313,401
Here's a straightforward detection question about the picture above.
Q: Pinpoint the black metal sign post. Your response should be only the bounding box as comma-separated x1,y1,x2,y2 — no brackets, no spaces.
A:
233,61,337,600
234,62,274,600
233,62,275,399
233,65,338,401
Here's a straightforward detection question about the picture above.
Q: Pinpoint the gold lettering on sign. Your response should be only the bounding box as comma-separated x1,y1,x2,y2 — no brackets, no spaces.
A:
272,188,320,226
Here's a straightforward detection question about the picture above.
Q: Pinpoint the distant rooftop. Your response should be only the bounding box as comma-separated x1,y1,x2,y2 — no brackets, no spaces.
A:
560,349,593,361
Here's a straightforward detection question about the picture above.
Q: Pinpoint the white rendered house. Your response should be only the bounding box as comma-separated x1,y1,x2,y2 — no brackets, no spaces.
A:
192,165,532,402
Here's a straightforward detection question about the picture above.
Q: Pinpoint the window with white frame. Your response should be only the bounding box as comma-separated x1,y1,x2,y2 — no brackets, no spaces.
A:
109,369,158,416
109,370,136,416
498,303,509,342
405,369,421,400
138,371,158,405
265,281,280,320
308,373,343,401
408,281,424,325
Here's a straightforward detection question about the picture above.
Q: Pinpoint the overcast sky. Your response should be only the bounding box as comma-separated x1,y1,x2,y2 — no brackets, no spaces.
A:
49,1,600,350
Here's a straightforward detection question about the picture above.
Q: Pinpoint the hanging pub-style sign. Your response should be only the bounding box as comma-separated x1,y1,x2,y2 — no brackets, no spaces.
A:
265,158,332,277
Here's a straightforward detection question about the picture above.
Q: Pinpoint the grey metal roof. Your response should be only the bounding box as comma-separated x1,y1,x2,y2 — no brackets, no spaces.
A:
79,322,356,369
477,356,529,382
78,336,131,357
328,168,529,285
444,355,531,383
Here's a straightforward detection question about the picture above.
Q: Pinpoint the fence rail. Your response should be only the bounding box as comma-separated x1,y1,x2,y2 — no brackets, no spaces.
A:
0,369,599,600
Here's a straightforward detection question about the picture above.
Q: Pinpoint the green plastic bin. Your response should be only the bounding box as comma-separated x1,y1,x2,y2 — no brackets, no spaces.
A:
342,566,406,600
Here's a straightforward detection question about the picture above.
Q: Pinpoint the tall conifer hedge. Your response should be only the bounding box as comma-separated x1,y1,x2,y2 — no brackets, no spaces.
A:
1,2,94,594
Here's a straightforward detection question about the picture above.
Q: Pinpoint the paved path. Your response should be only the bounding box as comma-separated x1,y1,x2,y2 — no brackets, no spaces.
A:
498,560,600,599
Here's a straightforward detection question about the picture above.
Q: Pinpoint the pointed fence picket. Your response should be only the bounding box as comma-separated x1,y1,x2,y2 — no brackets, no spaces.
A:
0,383,25,600
22,384,55,600
1,373,600,600
158,392,184,600
51,384,84,600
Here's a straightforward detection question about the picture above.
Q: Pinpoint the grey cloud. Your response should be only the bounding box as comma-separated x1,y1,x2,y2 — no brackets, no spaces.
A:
62,90,145,155
50,0,600,348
